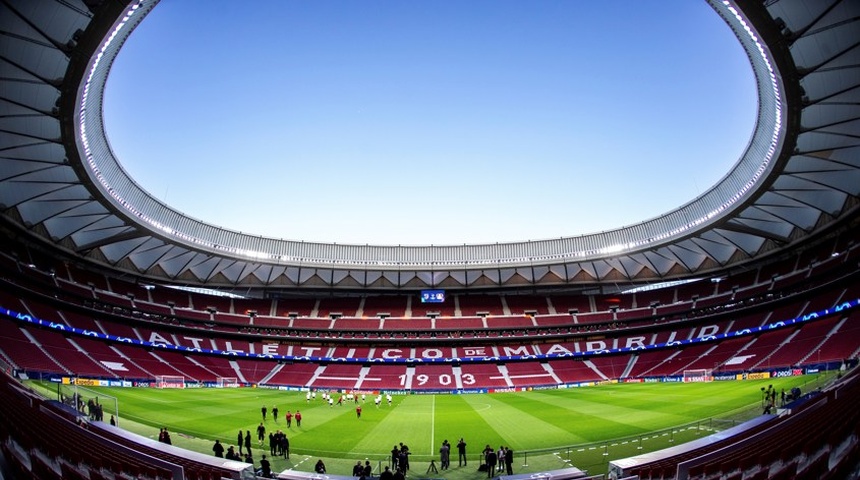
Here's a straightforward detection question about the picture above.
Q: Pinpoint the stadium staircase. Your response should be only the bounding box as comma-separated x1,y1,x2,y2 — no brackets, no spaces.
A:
19,328,73,376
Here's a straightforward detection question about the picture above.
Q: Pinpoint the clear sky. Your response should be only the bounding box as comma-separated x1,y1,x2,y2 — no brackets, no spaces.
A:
104,1,756,246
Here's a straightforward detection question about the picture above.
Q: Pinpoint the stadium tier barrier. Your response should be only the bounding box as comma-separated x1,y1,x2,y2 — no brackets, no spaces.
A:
0,368,260,480
608,365,860,480
495,466,590,480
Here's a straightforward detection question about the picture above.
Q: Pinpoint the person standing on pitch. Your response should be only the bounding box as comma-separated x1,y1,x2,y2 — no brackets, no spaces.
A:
237,430,244,455
485,448,497,478
213,439,225,458
457,438,467,466
257,423,266,445
504,447,514,475
440,440,450,470
261,405,267,421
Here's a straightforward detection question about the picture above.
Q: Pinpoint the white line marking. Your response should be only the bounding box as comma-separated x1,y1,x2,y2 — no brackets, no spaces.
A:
430,394,436,454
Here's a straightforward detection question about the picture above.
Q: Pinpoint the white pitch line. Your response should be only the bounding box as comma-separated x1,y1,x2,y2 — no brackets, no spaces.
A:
430,394,436,453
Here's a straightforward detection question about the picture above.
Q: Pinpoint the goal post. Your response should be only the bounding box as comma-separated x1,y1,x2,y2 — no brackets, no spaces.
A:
56,382,119,425
683,369,713,383
216,376,239,388
155,375,186,389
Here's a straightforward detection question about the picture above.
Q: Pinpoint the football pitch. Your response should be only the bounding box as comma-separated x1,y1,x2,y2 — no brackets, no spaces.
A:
28,374,829,478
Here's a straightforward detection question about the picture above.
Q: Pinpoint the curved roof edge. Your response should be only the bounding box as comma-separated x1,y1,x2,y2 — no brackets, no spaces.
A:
76,0,782,269
1,0,857,288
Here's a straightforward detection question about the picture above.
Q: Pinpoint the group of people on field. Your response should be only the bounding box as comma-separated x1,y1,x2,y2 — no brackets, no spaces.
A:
481,444,514,477
261,405,301,427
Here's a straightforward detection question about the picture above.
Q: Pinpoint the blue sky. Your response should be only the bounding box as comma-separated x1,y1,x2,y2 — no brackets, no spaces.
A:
104,1,756,246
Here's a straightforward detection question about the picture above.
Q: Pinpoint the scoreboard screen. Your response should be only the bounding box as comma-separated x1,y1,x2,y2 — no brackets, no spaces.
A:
420,289,446,303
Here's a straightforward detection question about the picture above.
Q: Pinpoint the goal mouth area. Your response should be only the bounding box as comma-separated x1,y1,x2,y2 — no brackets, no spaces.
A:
155,375,186,389
216,377,239,388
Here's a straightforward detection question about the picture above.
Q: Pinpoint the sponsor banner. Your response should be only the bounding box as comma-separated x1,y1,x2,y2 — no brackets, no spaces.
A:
745,372,771,380
133,381,151,387
662,377,682,383
122,381,133,387
805,368,820,374
107,380,124,387
530,385,558,391
623,378,644,383
644,378,660,383
714,374,737,381
74,378,101,387
771,369,803,378
562,381,595,388
62,377,71,385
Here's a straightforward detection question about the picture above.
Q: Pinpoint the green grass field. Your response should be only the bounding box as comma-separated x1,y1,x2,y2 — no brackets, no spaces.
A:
27,374,830,478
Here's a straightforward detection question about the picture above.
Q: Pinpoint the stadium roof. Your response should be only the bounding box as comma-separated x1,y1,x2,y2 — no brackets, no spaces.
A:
1,0,858,290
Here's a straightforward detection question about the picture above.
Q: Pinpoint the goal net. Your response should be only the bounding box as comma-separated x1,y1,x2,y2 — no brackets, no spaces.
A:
155,375,186,389
683,369,713,383
56,382,120,425
216,376,239,388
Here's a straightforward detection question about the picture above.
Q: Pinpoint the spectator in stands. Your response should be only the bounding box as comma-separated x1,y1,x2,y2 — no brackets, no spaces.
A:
259,455,272,478
162,428,172,445
504,447,513,475
272,405,279,422
238,430,244,455
244,430,252,457
213,439,224,458
109,415,116,426
457,438,467,466
295,410,302,427
314,459,327,474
